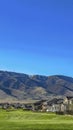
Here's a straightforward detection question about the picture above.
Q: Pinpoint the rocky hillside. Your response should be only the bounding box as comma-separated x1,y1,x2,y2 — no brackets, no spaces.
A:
0,70,73,101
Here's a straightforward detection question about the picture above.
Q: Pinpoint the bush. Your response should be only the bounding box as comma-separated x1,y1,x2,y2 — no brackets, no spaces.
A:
66,110,73,115
56,111,65,115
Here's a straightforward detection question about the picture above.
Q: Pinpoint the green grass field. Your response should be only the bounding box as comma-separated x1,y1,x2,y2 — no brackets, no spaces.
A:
0,109,73,130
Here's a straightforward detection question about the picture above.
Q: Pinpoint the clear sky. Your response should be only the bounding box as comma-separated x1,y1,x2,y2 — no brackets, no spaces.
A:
0,0,73,77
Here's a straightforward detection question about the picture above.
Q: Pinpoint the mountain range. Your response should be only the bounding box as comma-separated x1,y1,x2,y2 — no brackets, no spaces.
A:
0,70,73,102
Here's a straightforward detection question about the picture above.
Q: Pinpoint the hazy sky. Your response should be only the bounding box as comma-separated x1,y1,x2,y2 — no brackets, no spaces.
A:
0,0,73,76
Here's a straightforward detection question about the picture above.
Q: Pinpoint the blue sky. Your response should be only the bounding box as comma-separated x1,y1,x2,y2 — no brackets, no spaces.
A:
0,0,73,76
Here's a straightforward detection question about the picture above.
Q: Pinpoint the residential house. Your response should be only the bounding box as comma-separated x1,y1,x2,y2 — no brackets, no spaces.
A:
66,96,73,111
41,98,67,113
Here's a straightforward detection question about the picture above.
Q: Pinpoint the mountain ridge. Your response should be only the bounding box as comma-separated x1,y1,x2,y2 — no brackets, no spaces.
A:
0,70,73,101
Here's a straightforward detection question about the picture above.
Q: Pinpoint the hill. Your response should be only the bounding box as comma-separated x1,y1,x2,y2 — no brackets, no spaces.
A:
0,70,73,101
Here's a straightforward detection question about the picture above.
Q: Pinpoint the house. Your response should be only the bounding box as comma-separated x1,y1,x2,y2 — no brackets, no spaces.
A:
66,96,73,111
2,103,10,109
41,98,67,113
33,100,46,111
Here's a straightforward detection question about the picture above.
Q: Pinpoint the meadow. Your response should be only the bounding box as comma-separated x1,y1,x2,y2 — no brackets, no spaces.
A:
0,109,73,130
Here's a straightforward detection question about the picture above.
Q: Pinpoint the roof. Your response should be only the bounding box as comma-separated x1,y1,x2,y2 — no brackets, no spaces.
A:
47,98,63,106
66,96,73,100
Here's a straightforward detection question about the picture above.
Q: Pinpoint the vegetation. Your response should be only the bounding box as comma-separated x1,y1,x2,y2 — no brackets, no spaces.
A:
0,109,73,130
0,70,73,101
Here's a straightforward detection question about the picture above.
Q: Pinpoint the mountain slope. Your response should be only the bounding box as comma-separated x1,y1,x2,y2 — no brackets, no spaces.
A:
0,70,73,101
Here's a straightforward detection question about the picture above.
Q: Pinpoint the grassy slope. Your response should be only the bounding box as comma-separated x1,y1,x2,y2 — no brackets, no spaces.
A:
0,109,73,130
